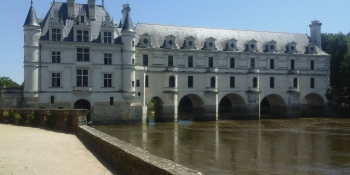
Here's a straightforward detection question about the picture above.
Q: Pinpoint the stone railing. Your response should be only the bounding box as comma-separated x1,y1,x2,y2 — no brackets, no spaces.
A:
288,69,300,74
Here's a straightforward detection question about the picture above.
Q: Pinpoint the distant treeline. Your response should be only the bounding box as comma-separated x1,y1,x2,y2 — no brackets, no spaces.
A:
322,33,350,117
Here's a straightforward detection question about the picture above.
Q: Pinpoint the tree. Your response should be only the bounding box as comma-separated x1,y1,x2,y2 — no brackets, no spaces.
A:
0,77,20,88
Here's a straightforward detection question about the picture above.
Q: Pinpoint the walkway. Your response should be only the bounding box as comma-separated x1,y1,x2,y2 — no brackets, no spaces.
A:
0,124,124,175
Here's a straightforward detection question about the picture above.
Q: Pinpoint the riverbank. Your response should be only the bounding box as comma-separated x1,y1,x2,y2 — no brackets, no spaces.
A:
0,124,124,175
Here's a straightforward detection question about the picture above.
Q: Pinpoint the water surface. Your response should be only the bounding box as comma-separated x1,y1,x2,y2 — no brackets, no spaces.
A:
94,118,350,175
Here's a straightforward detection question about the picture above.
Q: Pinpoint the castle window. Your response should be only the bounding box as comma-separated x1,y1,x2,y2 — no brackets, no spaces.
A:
104,31,112,44
209,57,213,68
168,56,173,66
210,77,216,88
169,76,175,88
253,77,257,88
136,80,140,87
110,97,114,105
265,40,277,53
293,78,298,88
52,28,61,41
52,51,61,63
270,77,274,88
76,30,89,42
104,74,112,87
188,56,193,67
182,36,196,50
225,38,238,51
270,59,274,69
310,78,315,88
310,60,314,70
76,69,89,87
291,60,295,69
104,53,112,65
80,16,85,23
50,96,55,104
203,37,217,51
230,58,235,68
145,76,149,87
143,55,148,66
230,77,235,88
286,41,297,54
250,59,255,68
77,48,89,61
188,76,193,88
52,73,61,87
246,39,258,52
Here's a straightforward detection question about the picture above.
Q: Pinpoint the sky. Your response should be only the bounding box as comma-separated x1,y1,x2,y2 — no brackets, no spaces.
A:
0,0,349,84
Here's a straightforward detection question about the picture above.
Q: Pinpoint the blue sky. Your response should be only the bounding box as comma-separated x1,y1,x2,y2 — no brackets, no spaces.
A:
0,0,349,84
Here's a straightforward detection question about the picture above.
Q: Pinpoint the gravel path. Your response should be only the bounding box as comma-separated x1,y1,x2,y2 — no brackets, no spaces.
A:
0,124,124,175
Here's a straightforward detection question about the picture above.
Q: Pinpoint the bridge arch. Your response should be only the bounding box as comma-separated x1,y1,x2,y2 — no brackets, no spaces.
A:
301,93,326,117
178,94,204,120
219,93,247,119
74,99,91,122
260,94,287,118
148,96,164,122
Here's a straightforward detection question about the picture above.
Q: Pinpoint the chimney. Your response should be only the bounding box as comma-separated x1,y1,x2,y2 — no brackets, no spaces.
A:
121,4,129,24
309,20,322,49
88,0,95,19
67,0,75,18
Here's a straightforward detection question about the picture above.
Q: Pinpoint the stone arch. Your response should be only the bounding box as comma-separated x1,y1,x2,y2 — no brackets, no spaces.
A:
148,96,164,122
301,93,326,117
260,94,287,118
178,94,204,120
74,99,91,122
219,93,247,119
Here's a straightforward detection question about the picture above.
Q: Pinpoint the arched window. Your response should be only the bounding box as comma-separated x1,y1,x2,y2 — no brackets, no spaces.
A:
210,77,216,88
253,77,257,88
169,76,175,87
293,78,298,88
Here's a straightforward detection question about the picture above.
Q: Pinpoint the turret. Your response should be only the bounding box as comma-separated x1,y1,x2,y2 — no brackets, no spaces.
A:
121,5,136,101
309,20,322,49
23,0,41,93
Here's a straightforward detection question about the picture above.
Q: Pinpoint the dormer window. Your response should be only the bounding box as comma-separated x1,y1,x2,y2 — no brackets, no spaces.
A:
225,38,238,51
51,28,62,41
245,39,258,52
286,41,298,54
202,37,217,51
265,40,277,53
101,15,115,44
306,43,317,54
80,16,85,23
76,30,89,42
162,35,177,49
137,33,152,48
182,36,196,50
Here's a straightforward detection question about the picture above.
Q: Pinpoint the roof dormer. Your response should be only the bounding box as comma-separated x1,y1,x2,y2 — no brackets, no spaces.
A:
224,38,238,51
202,37,217,51
101,14,115,44
305,43,317,54
265,40,277,53
286,41,298,54
245,39,258,52
181,36,196,50
162,35,177,49
137,33,152,48
77,8,88,25
49,8,64,41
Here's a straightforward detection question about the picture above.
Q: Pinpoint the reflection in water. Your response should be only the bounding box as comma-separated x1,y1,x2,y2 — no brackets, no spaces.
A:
94,118,350,175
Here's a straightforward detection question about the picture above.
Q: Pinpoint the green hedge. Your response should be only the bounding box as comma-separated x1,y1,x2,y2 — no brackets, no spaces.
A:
0,109,87,132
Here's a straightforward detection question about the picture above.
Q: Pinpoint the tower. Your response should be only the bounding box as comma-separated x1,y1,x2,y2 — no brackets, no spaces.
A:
309,20,322,49
121,4,136,102
23,0,41,106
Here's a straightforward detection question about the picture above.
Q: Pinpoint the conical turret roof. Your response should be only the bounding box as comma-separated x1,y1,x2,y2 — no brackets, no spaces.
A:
122,6,134,32
24,2,40,27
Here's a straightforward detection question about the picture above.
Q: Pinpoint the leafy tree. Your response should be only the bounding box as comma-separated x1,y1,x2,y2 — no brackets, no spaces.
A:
0,77,20,88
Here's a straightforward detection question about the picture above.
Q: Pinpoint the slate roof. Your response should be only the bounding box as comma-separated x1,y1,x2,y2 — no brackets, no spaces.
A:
39,2,121,43
135,23,328,55
24,3,40,27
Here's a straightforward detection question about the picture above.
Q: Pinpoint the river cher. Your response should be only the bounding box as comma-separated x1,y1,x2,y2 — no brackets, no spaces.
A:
94,118,350,175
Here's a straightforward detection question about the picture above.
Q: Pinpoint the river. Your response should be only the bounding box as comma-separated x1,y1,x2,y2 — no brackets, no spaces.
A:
93,118,350,175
